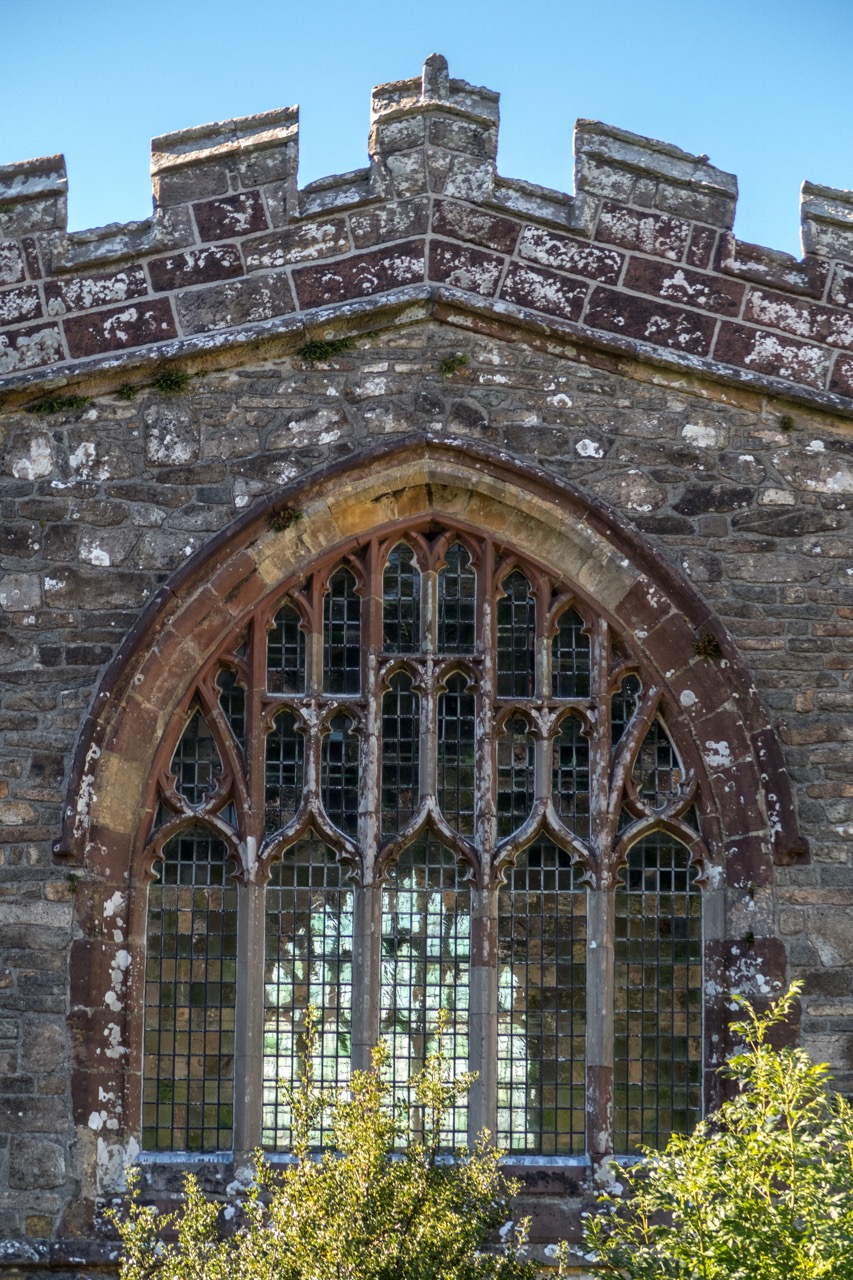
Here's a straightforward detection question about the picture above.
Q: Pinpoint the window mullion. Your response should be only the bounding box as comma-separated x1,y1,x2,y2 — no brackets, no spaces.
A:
586,615,616,1172
352,543,383,1071
468,885,498,1146
233,878,266,1158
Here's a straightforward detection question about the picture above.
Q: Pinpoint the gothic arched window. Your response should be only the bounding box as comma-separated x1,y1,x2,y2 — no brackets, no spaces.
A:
141,525,705,1161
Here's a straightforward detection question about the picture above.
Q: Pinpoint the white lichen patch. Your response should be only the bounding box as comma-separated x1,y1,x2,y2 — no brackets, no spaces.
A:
679,689,698,707
576,438,604,458
79,536,111,567
11,434,54,479
676,422,717,448
704,740,734,769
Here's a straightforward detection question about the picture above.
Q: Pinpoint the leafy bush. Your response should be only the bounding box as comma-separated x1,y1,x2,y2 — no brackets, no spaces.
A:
584,983,853,1279
111,1015,566,1280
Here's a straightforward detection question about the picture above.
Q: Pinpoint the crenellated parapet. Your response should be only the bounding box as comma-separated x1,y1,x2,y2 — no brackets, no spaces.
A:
2,53,853,412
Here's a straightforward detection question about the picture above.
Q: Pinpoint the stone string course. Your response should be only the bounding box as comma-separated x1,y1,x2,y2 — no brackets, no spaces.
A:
2,54,853,412
0,54,851,1276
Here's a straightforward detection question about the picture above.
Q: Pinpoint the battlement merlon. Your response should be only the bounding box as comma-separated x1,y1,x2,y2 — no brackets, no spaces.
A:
151,105,300,211
0,154,67,237
0,54,851,264
801,180,853,265
573,119,738,230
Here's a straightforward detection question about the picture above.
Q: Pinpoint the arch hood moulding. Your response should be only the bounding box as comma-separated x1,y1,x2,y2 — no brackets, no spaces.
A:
3,54,853,417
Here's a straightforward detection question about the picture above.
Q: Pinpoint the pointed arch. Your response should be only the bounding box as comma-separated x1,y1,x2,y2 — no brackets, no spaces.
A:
57,436,805,1176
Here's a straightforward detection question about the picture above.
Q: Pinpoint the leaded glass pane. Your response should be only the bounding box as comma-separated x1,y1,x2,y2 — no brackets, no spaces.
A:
497,841,586,1154
381,673,420,835
438,543,476,653
323,569,361,694
265,712,304,834
263,841,353,1149
322,714,359,835
552,608,590,698
267,603,305,695
217,669,245,750
552,716,591,841
142,828,236,1153
437,673,476,835
171,710,221,806
497,571,535,698
614,835,703,1152
380,840,470,1148
635,720,683,809
383,544,421,654
497,716,534,839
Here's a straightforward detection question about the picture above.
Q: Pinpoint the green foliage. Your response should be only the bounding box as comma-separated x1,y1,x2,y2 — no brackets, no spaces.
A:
779,414,796,432
296,336,356,362
110,1012,558,1280
25,393,90,415
152,367,193,395
439,353,469,377
116,383,139,401
584,983,853,1279
693,632,722,660
268,505,304,532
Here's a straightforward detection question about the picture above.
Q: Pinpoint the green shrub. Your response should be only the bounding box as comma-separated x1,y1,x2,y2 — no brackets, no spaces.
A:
584,983,853,1279
110,1014,564,1280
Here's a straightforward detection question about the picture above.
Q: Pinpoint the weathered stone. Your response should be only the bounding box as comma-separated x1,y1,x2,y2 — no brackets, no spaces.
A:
191,190,268,241
148,245,243,292
294,242,425,307
585,286,716,354
8,1137,65,1189
175,272,294,334
44,265,149,316
63,298,177,357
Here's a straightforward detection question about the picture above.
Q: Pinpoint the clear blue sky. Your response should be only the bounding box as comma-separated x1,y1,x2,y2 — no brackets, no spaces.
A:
2,0,851,259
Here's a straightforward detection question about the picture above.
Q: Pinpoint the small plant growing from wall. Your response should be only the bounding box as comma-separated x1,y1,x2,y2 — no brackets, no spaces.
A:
584,984,853,1279
439,353,469,377
693,632,722,660
109,1012,559,1280
25,393,91,416
151,367,193,395
296,336,356,362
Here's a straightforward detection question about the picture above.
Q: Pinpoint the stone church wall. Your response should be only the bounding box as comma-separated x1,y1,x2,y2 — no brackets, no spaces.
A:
0,53,851,1272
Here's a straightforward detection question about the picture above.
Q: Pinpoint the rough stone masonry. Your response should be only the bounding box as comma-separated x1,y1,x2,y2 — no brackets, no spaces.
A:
0,52,851,1276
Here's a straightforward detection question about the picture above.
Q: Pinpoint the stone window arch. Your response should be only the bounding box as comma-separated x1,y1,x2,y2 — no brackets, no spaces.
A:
59,438,804,1193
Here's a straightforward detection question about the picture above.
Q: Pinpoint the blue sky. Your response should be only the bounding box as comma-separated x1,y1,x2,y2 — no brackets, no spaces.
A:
2,0,852,259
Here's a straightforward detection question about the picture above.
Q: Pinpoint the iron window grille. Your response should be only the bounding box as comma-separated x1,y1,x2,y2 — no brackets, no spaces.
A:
143,525,706,1161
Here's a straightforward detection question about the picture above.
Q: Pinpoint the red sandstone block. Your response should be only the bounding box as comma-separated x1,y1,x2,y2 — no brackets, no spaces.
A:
500,262,587,320
584,285,715,355
44,265,149,317
0,320,63,373
432,199,520,253
428,240,504,296
21,238,41,280
293,240,425,307
686,225,717,270
744,286,853,351
0,283,42,327
830,353,853,397
192,190,268,241
623,257,744,315
0,241,26,287
63,297,177,358
517,224,622,284
595,201,690,262
713,322,832,389
148,245,243,291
